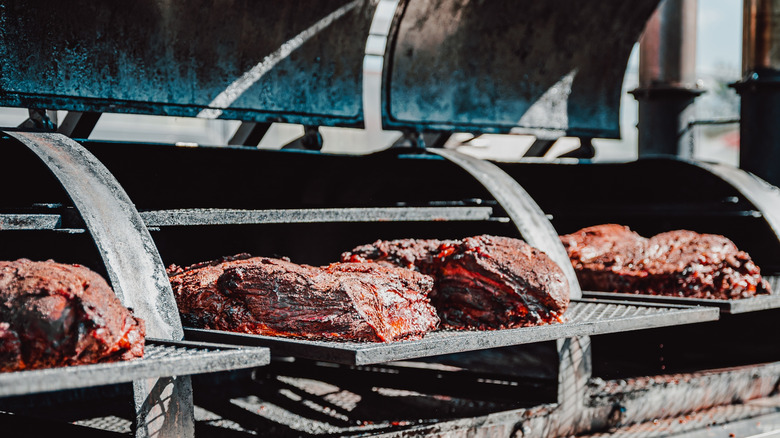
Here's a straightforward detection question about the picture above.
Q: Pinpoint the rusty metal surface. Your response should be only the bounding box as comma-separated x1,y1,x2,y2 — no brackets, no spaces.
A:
184,300,718,366
0,340,270,398
385,0,661,137
0,0,374,126
431,148,582,298
3,131,182,340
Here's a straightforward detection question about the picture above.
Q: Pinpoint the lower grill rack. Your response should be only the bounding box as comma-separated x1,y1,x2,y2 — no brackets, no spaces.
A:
583,275,780,314
0,339,270,398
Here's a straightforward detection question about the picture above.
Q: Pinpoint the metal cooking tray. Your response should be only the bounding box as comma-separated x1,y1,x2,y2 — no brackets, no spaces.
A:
184,299,718,365
581,275,780,314
581,291,780,314
0,339,269,398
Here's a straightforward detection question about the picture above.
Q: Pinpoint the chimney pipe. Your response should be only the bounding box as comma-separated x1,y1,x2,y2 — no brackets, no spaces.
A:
632,0,702,158
735,0,780,186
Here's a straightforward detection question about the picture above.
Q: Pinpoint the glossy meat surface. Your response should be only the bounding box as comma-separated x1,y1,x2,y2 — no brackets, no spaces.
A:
169,257,439,342
343,235,570,329
560,224,772,299
0,259,145,372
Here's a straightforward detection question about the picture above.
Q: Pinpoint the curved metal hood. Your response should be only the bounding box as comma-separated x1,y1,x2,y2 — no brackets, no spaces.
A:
0,0,374,127
384,0,660,137
0,0,659,138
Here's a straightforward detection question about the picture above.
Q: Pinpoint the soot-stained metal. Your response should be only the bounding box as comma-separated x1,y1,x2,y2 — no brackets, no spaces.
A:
385,0,661,137
1,0,660,137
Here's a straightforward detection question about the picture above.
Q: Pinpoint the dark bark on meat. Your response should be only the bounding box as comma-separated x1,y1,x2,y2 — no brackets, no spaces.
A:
560,224,773,299
168,257,439,342
0,259,145,372
342,235,570,330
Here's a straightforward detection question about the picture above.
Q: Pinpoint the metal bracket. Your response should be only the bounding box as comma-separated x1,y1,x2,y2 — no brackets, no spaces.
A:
228,121,272,147
391,130,425,149
281,125,323,151
3,131,193,438
557,137,595,159
18,108,58,131
524,138,558,158
57,111,101,139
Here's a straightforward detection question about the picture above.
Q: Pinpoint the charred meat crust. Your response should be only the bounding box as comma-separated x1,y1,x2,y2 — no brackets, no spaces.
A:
560,224,772,299
342,235,570,330
0,259,145,372
169,257,440,342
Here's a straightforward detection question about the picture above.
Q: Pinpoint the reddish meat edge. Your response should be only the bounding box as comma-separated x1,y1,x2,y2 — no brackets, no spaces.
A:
342,235,570,330
168,256,440,342
0,259,145,372
560,224,773,299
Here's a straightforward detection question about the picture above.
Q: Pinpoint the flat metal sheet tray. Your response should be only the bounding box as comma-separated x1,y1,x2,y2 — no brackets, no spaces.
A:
184,299,719,365
581,291,780,314
0,339,269,398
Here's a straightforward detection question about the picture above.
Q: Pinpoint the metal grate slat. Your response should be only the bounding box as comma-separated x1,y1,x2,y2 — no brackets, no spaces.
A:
139,206,495,226
0,340,269,398
583,285,780,314
185,300,718,366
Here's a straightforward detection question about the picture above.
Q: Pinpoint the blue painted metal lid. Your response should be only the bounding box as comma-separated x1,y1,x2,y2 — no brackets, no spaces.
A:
0,0,659,138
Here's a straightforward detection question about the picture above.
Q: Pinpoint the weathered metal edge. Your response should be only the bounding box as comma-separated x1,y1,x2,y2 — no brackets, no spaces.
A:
581,291,780,314
0,341,270,398
184,301,719,366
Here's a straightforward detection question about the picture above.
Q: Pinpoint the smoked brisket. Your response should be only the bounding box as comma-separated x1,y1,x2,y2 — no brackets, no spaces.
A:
342,235,570,329
560,224,772,299
0,259,145,372
168,257,440,342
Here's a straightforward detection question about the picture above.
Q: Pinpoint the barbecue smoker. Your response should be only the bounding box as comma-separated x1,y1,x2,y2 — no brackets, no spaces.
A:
1,1,779,437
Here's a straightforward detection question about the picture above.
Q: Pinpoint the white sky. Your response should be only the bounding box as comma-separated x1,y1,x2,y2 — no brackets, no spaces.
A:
696,0,742,76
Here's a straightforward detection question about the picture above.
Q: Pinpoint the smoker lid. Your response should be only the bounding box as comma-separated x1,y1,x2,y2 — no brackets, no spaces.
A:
0,0,659,138
385,0,660,138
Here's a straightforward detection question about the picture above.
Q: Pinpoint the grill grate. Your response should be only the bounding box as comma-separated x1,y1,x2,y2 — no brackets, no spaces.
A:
582,277,780,314
185,300,718,365
0,340,269,398
73,415,132,434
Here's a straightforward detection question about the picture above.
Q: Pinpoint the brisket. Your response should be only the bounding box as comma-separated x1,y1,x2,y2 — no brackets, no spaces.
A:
0,259,145,372
342,235,570,329
560,224,772,299
168,257,440,342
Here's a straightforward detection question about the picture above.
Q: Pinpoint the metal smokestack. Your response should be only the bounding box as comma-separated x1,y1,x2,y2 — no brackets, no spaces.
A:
632,0,702,158
735,0,780,186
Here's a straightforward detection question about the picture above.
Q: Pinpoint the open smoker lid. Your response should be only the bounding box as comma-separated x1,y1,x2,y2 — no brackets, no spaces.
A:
0,0,659,138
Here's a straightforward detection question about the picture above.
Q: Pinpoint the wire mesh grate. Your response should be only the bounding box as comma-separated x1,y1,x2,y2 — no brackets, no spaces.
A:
0,341,269,398
185,300,718,365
